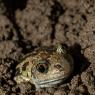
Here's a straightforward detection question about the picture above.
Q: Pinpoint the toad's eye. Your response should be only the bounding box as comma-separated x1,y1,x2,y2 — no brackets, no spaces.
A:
36,60,49,73
54,64,64,71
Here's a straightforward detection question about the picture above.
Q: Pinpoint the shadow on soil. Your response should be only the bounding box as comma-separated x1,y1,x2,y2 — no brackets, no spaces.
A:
64,43,91,83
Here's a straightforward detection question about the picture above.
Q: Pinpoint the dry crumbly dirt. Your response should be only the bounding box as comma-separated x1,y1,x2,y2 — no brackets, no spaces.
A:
0,0,95,95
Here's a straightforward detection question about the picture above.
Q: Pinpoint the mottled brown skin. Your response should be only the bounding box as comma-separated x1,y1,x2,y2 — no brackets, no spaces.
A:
14,45,73,89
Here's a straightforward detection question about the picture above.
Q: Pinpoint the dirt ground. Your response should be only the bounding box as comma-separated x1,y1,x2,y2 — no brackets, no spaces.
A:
0,0,95,95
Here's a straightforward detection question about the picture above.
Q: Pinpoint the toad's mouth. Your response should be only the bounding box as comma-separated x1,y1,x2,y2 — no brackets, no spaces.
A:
36,76,66,85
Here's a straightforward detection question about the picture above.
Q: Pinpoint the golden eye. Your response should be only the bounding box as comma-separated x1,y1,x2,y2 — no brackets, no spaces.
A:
36,60,49,73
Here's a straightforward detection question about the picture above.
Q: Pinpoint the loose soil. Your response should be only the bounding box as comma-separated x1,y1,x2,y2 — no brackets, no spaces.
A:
0,0,95,95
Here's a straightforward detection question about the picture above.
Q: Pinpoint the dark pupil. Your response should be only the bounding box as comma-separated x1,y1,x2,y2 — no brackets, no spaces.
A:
36,60,49,73
37,64,46,73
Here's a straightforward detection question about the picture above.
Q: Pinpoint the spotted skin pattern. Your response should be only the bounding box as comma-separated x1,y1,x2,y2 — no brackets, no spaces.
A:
14,45,73,89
